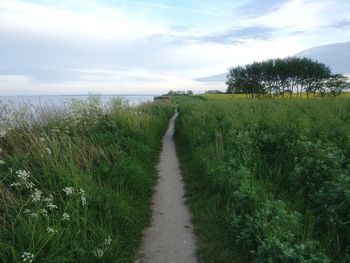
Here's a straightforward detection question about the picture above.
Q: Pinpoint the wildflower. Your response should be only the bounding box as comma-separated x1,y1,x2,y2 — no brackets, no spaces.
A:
44,194,57,210
0,160,5,165
23,209,32,214
21,252,34,262
63,187,75,196
62,212,70,221
46,203,58,210
45,147,52,155
25,181,35,190
0,130,6,138
40,209,48,217
43,194,53,203
81,196,86,206
16,170,30,181
79,188,87,206
31,189,42,202
10,170,34,189
47,227,58,234
10,182,20,187
104,236,112,246
30,212,38,218
93,248,104,258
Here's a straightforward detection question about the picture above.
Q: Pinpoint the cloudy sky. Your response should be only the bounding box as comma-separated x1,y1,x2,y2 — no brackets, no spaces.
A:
1,0,350,95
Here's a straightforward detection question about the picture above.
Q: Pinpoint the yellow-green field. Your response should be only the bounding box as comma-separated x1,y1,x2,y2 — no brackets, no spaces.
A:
201,91,350,100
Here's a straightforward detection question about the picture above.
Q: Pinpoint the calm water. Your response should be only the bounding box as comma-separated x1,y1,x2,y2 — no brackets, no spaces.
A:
0,95,154,108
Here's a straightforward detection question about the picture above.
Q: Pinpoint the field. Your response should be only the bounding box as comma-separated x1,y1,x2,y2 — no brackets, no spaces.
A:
175,96,350,262
202,91,350,100
0,97,173,262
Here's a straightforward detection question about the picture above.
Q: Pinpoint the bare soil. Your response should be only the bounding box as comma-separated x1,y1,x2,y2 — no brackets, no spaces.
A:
138,111,197,263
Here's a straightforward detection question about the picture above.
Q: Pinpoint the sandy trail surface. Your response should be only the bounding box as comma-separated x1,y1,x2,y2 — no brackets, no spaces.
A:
138,111,197,263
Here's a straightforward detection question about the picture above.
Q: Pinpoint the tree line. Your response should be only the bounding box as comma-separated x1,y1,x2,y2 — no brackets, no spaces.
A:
166,90,193,96
226,57,349,98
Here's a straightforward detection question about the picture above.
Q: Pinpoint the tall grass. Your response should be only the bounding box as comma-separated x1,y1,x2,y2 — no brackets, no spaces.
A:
0,97,174,262
202,91,350,100
175,96,350,262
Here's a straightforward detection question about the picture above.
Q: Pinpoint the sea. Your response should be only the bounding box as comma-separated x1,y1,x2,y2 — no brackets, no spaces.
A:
0,95,154,108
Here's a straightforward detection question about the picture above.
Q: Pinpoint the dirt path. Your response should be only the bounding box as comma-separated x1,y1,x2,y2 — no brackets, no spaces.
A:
138,111,197,263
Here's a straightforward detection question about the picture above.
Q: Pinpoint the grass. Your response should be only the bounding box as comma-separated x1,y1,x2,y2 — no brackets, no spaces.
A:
175,96,350,262
202,91,350,100
0,96,174,262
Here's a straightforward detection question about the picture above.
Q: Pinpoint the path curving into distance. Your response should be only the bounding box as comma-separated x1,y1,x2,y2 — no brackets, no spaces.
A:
138,111,197,263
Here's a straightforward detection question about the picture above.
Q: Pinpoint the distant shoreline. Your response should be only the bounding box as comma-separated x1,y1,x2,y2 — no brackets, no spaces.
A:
0,94,158,97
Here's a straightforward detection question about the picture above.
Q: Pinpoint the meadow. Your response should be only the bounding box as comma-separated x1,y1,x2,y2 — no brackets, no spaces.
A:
0,97,173,262
202,91,350,100
175,95,350,262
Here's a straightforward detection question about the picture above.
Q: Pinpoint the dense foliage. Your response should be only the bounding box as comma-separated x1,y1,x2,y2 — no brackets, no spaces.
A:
0,97,173,262
226,57,349,98
175,96,350,262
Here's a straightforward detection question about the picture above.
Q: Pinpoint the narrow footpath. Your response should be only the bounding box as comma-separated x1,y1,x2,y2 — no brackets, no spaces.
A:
138,111,197,263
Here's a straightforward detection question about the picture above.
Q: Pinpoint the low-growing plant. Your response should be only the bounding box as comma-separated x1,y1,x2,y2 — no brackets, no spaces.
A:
175,96,350,262
0,97,173,262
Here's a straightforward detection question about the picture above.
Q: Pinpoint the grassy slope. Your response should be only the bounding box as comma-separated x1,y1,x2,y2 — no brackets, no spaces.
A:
175,96,350,262
0,98,174,262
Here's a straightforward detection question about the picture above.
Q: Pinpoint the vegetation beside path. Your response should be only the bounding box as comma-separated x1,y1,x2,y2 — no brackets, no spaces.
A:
175,95,350,262
0,97,174,262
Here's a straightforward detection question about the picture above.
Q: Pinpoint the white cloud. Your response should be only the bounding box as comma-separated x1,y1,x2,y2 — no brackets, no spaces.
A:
252,0,329,30
0,0,349,95
0,75,31,83
0,0,165,41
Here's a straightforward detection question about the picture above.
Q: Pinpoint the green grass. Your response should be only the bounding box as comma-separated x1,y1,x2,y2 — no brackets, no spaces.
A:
175,96,350,262
0,97,174,262
201,91,350,100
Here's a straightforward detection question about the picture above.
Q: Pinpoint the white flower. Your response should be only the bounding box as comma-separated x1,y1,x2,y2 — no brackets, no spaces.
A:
44,194,57,210
16,170,30,181
30,212,38,218
79,188,87,206
43,194,53,203
25,181,35,190
46,203,58,210
62,212,70,221
0,130,6,138
23,209,32,214
104,236,112,246
81,196,86,206
47,227,58,234
93,248,104,258
10,182,20,187
21,251,34,262
40,209,48,217
10,170,34,189
31,189,42,202
12,170,35,189
78,188,85,195
0,160,5,165
45,147,52,155
63,187,75,196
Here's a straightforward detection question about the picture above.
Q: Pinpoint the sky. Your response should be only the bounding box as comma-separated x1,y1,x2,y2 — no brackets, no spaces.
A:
0,0,350,95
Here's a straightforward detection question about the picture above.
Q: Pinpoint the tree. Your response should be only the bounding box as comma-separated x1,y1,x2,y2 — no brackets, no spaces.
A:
226,66,248,94
323,74,349,97
226,57,336,98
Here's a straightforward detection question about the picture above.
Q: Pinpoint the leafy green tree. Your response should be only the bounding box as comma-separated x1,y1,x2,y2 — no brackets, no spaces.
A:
226,57,336,98
322,74,349,97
